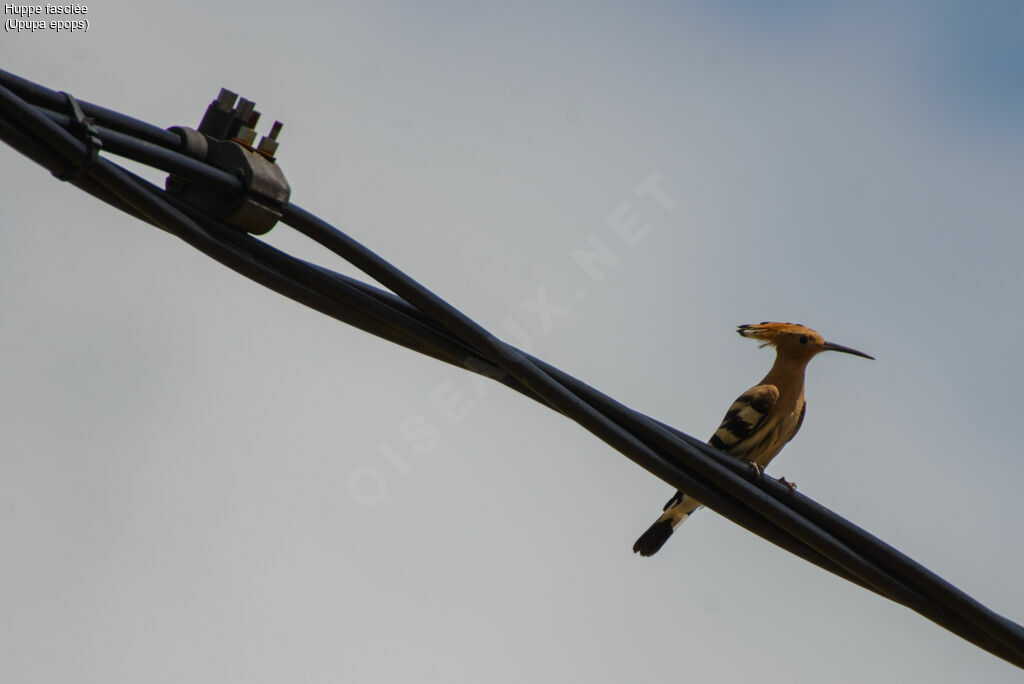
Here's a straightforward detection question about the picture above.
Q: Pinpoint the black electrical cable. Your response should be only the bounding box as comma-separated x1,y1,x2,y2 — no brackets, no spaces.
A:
5,78,886,596
275,266,995,630
4,77,1019,663
164,172,880,602
0,68,180,149
37,106,242,193
2,81,862,594
2,72,1023,669
282,203,1024,663
4,73,1019,663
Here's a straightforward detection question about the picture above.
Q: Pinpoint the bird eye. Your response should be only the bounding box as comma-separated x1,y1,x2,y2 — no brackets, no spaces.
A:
799,335,809,344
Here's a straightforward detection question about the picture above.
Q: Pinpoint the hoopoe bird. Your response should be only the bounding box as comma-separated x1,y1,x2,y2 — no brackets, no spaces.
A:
633,322,873,557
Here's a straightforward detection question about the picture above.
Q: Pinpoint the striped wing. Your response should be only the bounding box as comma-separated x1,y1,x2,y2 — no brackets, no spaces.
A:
661,384,780,512
708,384,780,456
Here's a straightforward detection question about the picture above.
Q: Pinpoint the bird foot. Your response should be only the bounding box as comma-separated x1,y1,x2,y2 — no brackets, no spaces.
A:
778,476,797,493
745,461,764,479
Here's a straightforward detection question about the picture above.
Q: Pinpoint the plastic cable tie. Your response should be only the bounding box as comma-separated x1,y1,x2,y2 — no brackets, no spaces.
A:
53,91,104,182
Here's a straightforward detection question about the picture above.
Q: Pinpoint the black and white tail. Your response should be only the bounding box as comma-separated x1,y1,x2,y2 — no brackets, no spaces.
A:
632,493,701,557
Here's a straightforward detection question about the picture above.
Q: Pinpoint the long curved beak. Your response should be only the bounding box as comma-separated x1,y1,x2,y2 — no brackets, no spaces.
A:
823,341,874,360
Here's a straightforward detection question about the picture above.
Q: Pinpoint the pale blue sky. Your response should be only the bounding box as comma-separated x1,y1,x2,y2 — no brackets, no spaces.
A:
2,2,1023,682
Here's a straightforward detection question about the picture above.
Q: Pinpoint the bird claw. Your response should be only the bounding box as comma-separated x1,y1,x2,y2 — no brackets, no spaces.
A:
778,476,797,493
745,461,764,479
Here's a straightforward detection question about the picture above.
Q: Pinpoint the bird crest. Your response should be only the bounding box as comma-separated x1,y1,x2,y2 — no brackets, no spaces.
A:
737,322,822,348
737,322,873,359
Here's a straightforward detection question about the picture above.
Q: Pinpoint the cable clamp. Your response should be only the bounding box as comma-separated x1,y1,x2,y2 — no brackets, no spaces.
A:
53,91,103,182
165,88,289,235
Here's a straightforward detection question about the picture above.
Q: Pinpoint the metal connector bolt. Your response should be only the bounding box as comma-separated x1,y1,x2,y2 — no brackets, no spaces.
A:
257,120,283,160
215,88,237,112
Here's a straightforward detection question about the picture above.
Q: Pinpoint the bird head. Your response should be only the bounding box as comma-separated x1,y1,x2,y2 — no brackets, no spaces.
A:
737,322,874,361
